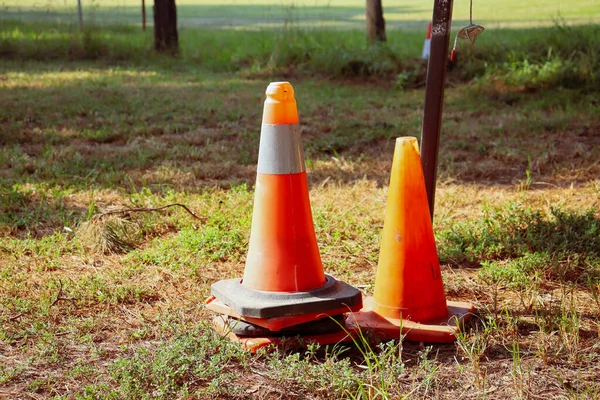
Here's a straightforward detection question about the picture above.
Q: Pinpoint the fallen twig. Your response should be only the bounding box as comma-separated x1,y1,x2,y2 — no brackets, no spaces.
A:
92,203,202,221
50,280,75,308
78,203,203,254
8,312,25,321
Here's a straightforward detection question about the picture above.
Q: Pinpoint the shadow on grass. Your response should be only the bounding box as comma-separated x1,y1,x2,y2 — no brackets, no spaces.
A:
0,185,87,238
2,64,598,188
0,58,599,238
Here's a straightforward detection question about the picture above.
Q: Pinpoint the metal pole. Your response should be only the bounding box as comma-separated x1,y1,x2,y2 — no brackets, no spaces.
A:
77,0,83,30
421,0,453,220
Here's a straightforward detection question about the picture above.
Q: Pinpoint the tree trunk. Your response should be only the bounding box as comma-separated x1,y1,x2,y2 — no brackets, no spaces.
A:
366,0,386,43
142,0,147,31
153,0,178,53
77,0,83,30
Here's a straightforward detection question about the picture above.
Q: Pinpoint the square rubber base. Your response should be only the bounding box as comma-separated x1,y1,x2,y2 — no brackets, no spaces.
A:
210,275,362,319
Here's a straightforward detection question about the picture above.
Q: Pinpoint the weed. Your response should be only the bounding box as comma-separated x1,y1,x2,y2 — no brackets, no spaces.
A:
440,204,600,284
469,23,600,91
556,286,582,364
0,364,25,384
455,316,496,388
77,215,138,254
109,325,248,399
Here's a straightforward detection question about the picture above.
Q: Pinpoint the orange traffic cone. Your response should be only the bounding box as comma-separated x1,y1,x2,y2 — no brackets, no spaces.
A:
348,137,474,342
243,81,324,292
422,22,432,59
206,82,362,350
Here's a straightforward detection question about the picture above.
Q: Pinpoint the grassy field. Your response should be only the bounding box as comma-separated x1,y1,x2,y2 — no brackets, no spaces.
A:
1,3,600,399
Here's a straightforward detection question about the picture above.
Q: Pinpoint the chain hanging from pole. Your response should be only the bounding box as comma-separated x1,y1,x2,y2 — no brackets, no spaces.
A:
450,0,485,61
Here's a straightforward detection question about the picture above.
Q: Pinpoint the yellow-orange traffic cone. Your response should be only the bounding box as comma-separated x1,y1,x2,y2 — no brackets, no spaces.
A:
348,137,474,342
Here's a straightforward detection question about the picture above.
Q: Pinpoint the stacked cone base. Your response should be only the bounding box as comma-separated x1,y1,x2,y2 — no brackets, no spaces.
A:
346,297,475,343
212,315,356,353
224,314,345,337
213,297,474,352
206,296,358,332
210,275,362,321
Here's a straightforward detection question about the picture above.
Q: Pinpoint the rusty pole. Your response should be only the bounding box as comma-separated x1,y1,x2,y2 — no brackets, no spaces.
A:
421,0,454,220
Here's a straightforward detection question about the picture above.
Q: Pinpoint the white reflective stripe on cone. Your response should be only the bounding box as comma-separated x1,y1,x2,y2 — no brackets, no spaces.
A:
257,124,306,174
422,39,431,59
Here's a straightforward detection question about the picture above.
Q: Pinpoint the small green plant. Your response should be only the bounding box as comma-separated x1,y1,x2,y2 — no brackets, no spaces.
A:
478,254,543,313
338,318,406,399
518,169,532,191
109,325,249,399
509,338,529,398
395,62,425,90
413,346,441,398
0,364,25,384
440,204,600,285
556,286,582,364
455,315,496,388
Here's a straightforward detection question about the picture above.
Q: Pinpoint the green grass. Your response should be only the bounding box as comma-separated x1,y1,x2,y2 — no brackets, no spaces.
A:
2,0,600,29
440,204,600,282
1,56,598,397
1,7,600,399
1,19,599,93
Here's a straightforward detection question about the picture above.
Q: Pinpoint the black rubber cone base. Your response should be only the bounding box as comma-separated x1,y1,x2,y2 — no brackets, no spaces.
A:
210,274,362,319
226,314,346,337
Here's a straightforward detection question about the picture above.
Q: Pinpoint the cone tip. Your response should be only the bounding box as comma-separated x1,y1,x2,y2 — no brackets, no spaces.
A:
266,82,295,102
395,136,420,154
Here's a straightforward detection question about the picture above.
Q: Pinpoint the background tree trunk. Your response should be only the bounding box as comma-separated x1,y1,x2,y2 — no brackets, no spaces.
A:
153,0,178,53
142,0,147,31
366,0,386,43
77,0,83,30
